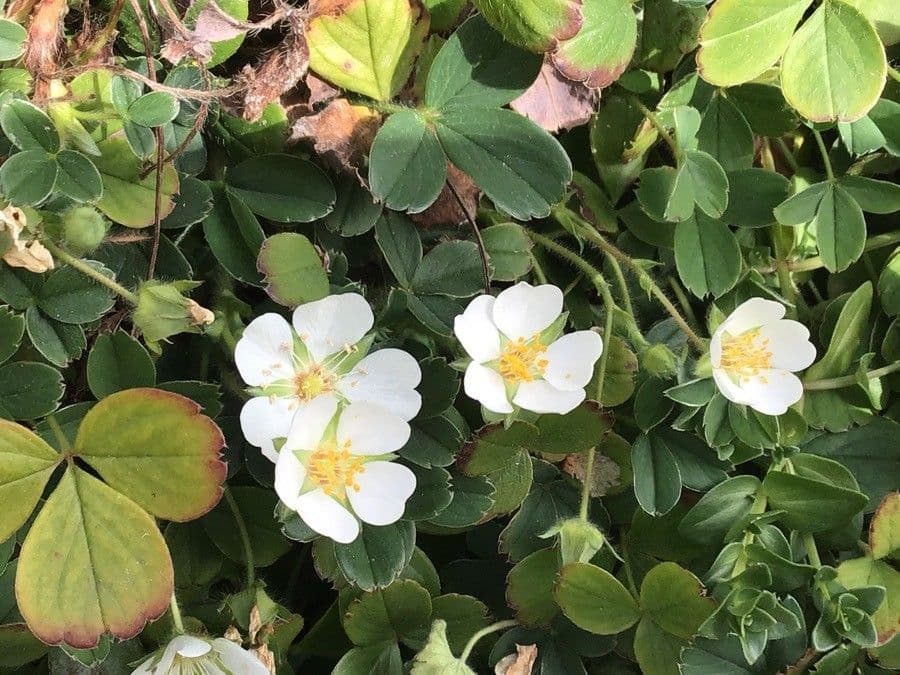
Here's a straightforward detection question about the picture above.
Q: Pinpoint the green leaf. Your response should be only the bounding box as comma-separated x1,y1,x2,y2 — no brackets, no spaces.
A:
375,213,422,289
696,94,754,171
636,166,694,223
412,241,484,298
425,15,541,110
678,475,761,544
95,136,179,228
633,615,688,675
682,150,729,218
324,174,384,236
369,111,447,214
0,99,60,152
774,180,830,226
410,620,474,674
640,562,715,639
203,186,265,285
870,493,900,561
729,83,800,137
845,0,900,45
161,176,213,230
0,19,27,61
0,361,63,421
24,307,85,367
781,0,887,122
126,91,180,127
0,624,48,668
435,107,572,221
697,0,813,86
203,486,290,566
54,150,103,203
86,330,156,399
306,0,429,101
553,562,641,635
404,465,453,521
836,556,900,643
674,213,741,298
507,548,559,628
343,579,432,646
551,0,637,88
0,306,24,365
427,472,495,528
335,643,404,674
632,433,682,516
429,594,491,655
762,470,868,532
335,521,416,591
75,388,226,521
225,154,335,223
0,419,58,543
257,233,328,308
721,168,791,227
665,378,716,407
814,183,867,272
15,466,173,648
880,252,900,316
0,149,57,205
481,223,532,282
837,175,900,214
805,281,872,379
122,120,156,159
36,262,115,324
596,336,638,407
470,0,583,52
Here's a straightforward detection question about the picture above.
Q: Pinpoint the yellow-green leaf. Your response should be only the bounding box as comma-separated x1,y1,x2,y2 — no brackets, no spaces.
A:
74,388,226,521
306,0,429,101
0,420,58,543
781,0,887,123
16,466,173,648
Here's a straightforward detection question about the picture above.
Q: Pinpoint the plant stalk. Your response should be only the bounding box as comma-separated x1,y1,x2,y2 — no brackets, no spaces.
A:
42,241,139,304
223,486,255,587
804,362,900,390
459,619,518,663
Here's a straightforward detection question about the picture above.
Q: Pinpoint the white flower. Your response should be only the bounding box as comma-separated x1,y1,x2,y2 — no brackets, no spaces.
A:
132,635,268,675
454,282,603,415
274,397,416,543
235,293,422,461
710,297,816,416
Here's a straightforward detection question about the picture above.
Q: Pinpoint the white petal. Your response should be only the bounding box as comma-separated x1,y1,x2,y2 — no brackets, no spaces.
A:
337,348,422,421
717,297,786,337
712,367,752,406
292,293,374,361
464,362,513,413
739,370,804,416
336,402,411,456
295,489,360,543
492,282,563,340
543,331,603,391
454,295,501,363
239,396,296,462
173,635,212,658
513,379,585,414
284,395,338,452
347,461,417,526
234,314,295,386
211,639,270,675
274,448,308,511
758,320,817,372
710,329,724,369
130,656,156,675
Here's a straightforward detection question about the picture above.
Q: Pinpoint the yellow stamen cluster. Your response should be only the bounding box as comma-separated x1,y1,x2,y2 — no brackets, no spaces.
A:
307,441,365,497
719,329,773,379
498,336,549,384
294,365,336,401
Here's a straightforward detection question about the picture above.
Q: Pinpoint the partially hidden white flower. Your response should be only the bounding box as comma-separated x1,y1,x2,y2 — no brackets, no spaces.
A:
235,293,422,461
710,297,816,416
132,634,268,675
274,396,416,543
454,282,603,415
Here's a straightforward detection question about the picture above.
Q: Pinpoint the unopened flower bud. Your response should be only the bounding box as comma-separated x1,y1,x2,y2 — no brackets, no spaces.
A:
642,343,678,378
62,206,108,255
133,280,214,352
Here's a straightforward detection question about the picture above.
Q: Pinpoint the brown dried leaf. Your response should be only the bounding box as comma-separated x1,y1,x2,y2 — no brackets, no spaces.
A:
410,164,481,228
494,644,538,675
193,1,247,42
290,98,381,176
562,452,621,497
510,59,598,134
306,73,340,107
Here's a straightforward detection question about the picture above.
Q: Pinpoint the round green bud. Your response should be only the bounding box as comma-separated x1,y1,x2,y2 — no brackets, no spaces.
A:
62,206,108,255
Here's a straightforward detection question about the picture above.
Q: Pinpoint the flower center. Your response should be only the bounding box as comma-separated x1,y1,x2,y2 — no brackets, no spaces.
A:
719,329,773,378
498,336,549,384
307,441,365,497
294,365,335,402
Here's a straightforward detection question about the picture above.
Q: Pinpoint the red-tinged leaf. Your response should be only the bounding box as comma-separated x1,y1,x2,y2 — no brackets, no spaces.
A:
511,59,598,133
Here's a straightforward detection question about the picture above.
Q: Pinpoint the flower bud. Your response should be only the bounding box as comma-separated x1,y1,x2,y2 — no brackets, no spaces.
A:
641,343,678,378
133,280,214,352
544,518,606,565
62,206,108,255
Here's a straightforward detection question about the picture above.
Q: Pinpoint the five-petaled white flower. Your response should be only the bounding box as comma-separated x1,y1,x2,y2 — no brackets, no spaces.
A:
274,396,416,544
235,293,422,461
710,297,816,416
454,282,603,415
132,634,268,675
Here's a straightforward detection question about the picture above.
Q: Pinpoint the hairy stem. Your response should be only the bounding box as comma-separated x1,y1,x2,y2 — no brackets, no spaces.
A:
459,619,518,663
804,362,900,390
42,241,138,304
224,486,255,587
170,593,185,634
628,94,679,160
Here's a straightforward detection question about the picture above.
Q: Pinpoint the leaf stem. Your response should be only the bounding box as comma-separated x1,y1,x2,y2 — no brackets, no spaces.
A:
223,486,255,587
803,533,822,568
579,448,596,522
459,619,518,663
627,94,679,159
604,252,633,316
576,227,707,351
528,250,548,284
595,280,616,404
667,275,702,335
46,414,71,454
803,362,900,390
170,593,185,634
759,231,900,274
526,231,611,297
774,137,800,174
41,241,139,304
811,129,835,181
619,536,640,598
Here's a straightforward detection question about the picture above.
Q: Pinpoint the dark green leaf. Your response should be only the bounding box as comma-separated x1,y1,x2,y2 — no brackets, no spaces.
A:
632,433,682,516
0,361,63,420
674,213,741,297
86,330,156,399
411,241,484,298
